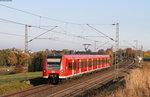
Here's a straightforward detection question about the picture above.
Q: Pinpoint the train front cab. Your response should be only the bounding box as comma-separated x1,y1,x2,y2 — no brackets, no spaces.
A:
43,55,64,84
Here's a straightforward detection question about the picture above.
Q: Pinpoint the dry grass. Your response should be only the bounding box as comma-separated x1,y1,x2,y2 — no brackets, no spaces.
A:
0,81,32,95
0,66,14,73
110,62,150,97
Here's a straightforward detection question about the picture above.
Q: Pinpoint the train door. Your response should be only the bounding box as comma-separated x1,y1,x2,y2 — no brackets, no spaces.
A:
79,59,82,73
93,58,97,69
102,58,105,68
92,58,93,70
67,59,72,77
104,57,107,67
74,59,79,74
84,59,87,71
97,58,99,69
86,59,89,71
100,58,102,68
72,60,75,76
88,58,92,71
81,59,84,72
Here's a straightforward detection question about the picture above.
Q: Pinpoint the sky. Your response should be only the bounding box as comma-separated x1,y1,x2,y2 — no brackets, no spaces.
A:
0,0,149,51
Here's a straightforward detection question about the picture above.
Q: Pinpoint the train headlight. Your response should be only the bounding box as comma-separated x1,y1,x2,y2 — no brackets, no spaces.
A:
61,70,64,73
43,70,46,72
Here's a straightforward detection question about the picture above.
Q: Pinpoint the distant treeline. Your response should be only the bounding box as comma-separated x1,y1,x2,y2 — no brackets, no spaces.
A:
0,48,138,71
0,49,46,72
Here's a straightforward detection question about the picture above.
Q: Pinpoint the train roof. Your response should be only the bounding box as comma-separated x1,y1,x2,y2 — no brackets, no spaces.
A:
63,55,109,58
47,55,110,59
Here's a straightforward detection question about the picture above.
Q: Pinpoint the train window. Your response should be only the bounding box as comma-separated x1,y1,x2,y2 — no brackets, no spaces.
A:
93,60,95,66
89,61,92,67
47,56,62,70
86,61,88,67
82,61,84,68
72,62,76,69
99,59,102,65
82,61,85,68
79,62,82,68
97,59,99,65
102,59,104,64
95,60,97,66
85,60,87,67
68,62,76,70
68,63,72,70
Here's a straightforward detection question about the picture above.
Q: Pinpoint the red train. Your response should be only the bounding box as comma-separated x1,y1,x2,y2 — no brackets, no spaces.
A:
43,55,110,84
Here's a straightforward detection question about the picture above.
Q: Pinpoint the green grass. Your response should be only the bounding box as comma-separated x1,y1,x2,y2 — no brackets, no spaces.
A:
0,72,42,78
0,72,46,96
0,72,42,84
0,76,41,84
143,56,150,59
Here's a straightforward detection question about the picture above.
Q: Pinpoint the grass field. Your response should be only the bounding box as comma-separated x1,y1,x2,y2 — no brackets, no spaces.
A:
0,71,46,96
143,56,150,59
0,72,42,79
109,62,150,97
94,62,150,97
0,81,32,95
0,72,42,84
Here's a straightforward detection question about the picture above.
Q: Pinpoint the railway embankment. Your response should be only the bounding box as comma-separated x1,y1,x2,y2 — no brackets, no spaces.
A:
92,62,150,97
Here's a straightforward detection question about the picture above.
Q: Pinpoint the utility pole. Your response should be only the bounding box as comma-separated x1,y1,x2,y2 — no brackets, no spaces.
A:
83,44,91,52
112,23,119,80
25,25,28,81
25,25,31,81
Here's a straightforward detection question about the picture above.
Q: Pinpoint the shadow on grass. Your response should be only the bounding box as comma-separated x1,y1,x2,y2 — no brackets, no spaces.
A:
77,76,126,97
29,77,48,86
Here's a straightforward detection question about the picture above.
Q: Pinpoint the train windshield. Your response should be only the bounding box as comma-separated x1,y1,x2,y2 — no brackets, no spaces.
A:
47,56,62,70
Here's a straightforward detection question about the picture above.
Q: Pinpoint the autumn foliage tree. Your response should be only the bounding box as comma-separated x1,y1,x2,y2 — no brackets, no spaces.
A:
7,51,17,66
0,50,8,66
17,51,27,66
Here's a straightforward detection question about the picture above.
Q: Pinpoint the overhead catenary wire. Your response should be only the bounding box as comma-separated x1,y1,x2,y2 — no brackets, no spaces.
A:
0,18,86,41
96,41,110,50
0,18,102,44
0,31,59,42
54,26,102,42
28,26,58,42
0,4,81,25
87,24,115,41
0,31,87,45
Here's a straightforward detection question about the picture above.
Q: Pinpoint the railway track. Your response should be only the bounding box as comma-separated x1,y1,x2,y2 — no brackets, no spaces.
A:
47,60,135,97
1,60,136,97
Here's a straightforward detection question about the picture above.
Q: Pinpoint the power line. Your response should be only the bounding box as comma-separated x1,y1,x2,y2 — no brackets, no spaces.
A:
0,31,24,37
87,24,115,41
56,26,101,42
0,18,101,44
0,31,87,46
0,4,81,25
29,26,57,42
0,31,56,39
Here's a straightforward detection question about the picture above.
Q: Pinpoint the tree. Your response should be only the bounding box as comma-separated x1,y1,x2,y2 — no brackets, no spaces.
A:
17,51,27,65
7,51,17,66
0,50,8,66
98,49,106,54
32,51,46,71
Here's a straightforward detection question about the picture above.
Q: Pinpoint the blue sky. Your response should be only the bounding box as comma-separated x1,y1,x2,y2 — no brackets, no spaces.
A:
0,0,149,51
